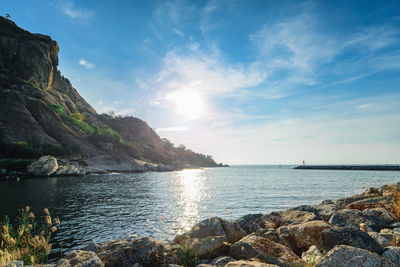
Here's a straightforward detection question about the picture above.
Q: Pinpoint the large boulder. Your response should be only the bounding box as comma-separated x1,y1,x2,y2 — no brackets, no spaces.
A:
382,246,400,265
313,201,339,221
335,194,379,209
229,234,303,266
320,227,384,254
231,214,267,234
277,220,333,255
363,208,397,224
367,232,393,247
54,163,81,176
316,245,394,267
278,210,320,225
329,209,388,232
209,256,235,266
173,217,246,259
82,237,181,267
27,155,58,176
346,197,390,211
53,250,104,267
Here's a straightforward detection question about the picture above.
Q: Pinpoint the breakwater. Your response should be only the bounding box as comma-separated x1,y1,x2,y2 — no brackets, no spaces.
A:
294,165,400,171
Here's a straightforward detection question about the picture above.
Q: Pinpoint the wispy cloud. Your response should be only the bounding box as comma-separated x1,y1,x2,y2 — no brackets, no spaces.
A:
79,59,95,69
58,1,94,19
358,103,374,109
143,47,267,121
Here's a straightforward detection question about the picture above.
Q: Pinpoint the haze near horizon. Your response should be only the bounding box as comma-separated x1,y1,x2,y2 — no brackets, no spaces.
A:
2,0,400,165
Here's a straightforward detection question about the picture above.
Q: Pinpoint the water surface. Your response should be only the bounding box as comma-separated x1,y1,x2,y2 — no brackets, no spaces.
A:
0,165,399,255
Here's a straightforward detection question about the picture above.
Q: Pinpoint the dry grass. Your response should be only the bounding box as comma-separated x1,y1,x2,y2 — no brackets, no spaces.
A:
388,184,400,219
0,206,60,266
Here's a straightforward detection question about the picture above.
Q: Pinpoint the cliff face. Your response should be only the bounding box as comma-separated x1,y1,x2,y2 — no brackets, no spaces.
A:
0,17,218,169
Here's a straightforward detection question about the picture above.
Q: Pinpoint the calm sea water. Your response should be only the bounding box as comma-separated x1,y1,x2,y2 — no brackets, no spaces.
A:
1,165,399,256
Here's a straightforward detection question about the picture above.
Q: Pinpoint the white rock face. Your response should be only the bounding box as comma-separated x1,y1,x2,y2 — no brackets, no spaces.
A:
27,155,58,176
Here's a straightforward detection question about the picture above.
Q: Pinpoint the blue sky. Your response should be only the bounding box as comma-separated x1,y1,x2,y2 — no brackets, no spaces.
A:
2,0,400,164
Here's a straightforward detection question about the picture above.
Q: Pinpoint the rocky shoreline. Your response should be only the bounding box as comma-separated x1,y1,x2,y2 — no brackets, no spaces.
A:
6,182,400,267
0,155,229,181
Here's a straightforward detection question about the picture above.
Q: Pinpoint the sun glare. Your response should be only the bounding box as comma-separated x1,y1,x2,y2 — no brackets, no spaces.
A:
166,90,205,120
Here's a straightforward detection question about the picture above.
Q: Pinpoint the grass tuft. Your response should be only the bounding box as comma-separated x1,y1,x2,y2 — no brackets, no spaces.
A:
0,207,60,266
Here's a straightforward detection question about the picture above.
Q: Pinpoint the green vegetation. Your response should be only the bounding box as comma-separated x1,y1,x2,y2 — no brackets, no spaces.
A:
49,103,64,116
0,207,60,266
0,159,33,171
28,81,40,89
178,240,199,267
3,141,41,159
65,113,95,134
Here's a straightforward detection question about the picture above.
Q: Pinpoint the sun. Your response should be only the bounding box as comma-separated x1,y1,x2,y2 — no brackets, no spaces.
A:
166,90,205,120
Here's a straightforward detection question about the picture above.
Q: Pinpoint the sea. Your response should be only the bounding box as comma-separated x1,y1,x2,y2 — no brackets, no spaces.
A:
1,165,399,256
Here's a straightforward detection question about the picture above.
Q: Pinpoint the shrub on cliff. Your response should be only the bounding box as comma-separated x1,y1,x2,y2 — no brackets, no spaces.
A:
3,141,42,159
0,207,60,266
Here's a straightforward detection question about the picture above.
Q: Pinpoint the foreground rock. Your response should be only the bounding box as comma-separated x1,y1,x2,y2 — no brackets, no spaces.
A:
329,209,388,231
229,234,304,266
53,250,104,267
277,220,333,255
27,155,58,176
83,237,181,267
382,246,400,265
321,227,384,254
316,245,394,267
173,217,246,259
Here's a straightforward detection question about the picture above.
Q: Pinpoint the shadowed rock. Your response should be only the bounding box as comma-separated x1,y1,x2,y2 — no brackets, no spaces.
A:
321,227,384,254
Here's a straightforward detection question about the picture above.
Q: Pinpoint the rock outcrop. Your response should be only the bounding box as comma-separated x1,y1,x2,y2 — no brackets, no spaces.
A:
0,16,222,175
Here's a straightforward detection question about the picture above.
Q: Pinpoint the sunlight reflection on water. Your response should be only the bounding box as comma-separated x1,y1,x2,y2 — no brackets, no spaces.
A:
174,169,206,233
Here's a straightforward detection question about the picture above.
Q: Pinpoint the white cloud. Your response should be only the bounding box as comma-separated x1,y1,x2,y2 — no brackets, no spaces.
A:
250,14,338,85
143,48,267,121
173,28,184,36
358,103,374,109
79,59,95,69
58,1,94,19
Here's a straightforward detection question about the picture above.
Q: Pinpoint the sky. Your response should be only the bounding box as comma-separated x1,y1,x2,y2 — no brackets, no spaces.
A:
1,0,400,164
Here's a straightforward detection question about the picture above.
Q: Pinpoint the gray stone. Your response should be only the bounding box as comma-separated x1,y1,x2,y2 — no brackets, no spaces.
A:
363,208,397,223
210,256,235,266
174,217,246,259
382,246,400,265
316,245,394,267
53,250,104,267
0,168,6,175
82,237,181,266
329,209,388,232
27,155,58,176
321,227,384,254
313,202,339,221
367,232,393,247
277,220,333,255
229,234,303,266
278,210,320,225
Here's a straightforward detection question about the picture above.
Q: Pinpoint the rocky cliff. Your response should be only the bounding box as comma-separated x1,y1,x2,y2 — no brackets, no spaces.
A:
0,16,219,171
